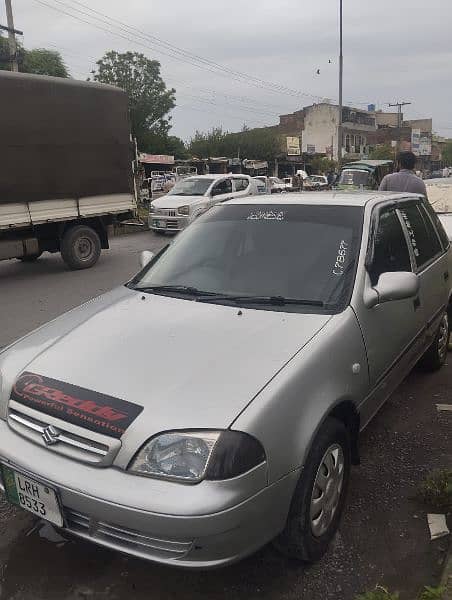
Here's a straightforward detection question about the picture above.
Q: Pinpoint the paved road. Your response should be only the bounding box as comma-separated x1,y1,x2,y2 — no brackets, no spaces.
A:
0,231,451,600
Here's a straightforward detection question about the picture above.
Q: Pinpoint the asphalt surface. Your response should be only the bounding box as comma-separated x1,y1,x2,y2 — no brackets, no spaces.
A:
0,230,451,600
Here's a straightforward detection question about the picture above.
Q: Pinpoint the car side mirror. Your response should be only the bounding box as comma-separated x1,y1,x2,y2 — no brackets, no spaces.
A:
364,271,419,308
139,250,154,269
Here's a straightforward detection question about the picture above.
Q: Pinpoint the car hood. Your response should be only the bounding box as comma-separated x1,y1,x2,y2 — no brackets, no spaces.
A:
1,287,331,443
152,194,206,208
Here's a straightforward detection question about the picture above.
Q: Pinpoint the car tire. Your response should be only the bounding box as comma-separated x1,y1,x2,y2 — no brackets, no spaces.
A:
60,225,101,270
18,252,42,262
419,313,449,371
274,417,351,563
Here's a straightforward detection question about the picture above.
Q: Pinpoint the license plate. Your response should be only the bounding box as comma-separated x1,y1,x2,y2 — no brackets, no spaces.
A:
1,465,63,527
153,219,166,228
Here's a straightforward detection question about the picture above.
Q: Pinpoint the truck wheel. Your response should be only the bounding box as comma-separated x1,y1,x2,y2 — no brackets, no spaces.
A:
61,225,101,270
274,417,350,563
19,252,42,262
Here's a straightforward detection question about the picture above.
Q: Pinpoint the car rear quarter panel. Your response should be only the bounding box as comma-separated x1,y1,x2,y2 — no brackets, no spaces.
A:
232,307,369,484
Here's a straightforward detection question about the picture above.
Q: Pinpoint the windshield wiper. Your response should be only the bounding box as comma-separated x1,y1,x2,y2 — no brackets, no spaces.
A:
195,294,324,307
134,285,217,297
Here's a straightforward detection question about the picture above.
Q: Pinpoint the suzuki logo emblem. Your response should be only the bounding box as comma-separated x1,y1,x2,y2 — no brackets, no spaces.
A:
42,425,60,446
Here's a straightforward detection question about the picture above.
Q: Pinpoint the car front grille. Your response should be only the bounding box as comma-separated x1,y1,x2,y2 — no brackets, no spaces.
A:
7,402,116,466
65,509,193,560
165,219,180,229
154,209,177,217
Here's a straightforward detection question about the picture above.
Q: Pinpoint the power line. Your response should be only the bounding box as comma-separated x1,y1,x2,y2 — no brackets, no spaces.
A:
31,0,326,101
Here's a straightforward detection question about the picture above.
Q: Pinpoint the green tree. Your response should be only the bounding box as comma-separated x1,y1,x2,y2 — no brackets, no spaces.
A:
92,51,175,147
1,35,67,77
189,127,228,158
21,48,68,77
188,126,281,161
442,141,452,165
141,132,188,159
369,144,394,160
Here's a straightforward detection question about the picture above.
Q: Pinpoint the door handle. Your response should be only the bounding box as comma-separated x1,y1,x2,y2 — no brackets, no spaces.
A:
413,296,421,310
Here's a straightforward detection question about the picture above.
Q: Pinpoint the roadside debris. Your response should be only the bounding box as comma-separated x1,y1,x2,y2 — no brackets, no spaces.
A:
428,514,450,541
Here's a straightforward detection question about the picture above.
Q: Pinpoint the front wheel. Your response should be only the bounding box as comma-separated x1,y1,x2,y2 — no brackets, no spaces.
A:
274,417,351,563
419,313,448,371
60,225,101,270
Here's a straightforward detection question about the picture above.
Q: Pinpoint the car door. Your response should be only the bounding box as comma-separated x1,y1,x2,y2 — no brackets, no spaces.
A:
398,199,449,345
232,177,251,198
210,178,233,205
355,205,425,426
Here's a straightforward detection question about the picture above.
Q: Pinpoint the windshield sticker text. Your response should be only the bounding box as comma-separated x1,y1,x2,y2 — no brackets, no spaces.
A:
247,210,285,221
332,240,349,275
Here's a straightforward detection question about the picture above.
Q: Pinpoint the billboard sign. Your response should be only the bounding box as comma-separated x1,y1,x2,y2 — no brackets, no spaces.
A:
411,129,421,156
139,153,175,164
419,135,432,156
287,136,301,156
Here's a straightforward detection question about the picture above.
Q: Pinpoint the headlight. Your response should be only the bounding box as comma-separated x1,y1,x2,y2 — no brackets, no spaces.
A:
129,430,265,483
177,205,190,216
149,203,156,213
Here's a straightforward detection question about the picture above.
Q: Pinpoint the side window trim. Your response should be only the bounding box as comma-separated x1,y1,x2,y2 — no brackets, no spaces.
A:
397,199,444,273
395,208,417,272
419,201,448,253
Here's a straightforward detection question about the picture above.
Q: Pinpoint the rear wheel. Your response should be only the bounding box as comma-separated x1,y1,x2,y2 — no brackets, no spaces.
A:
274,417,351,562
60,225,101,270
419,313,448,371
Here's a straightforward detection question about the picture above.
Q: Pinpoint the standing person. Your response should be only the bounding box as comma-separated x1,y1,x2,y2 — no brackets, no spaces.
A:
379,151,427,197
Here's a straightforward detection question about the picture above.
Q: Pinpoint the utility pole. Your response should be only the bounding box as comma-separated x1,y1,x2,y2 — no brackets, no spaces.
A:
337,0,343,166
4,0,19,71
388,101,412,129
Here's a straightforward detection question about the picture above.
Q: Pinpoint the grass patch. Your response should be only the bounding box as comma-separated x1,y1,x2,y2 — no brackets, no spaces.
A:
418,586,445,599
355,586,399,600
355,585,445,600
419,469,452,511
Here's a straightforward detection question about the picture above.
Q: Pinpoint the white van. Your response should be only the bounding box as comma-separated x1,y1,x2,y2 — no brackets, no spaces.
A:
149,174,260,233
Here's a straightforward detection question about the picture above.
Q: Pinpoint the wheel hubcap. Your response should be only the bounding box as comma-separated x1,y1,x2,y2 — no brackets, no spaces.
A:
75,237,94,261
437,314,449,362
310,444,345,538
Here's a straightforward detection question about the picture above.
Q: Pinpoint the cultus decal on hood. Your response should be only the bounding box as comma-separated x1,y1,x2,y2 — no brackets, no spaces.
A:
11,372,143,439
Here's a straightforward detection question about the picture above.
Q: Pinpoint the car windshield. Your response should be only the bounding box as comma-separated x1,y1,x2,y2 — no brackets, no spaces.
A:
131,204,364,313
339,169,370,186
168,178,214,196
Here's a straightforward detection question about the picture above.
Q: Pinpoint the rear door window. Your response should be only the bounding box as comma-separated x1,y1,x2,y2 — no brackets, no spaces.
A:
212,179,233,196
234,178,250,192
398,203,443,270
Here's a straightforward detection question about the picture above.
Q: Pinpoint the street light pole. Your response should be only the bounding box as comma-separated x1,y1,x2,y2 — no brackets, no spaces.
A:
5,0,19,72
337,0,343,165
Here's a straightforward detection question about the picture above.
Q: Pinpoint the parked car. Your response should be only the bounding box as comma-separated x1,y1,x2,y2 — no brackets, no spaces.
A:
269,177,287,193
0,192,451,569
304,175,329,191
149,174,260,233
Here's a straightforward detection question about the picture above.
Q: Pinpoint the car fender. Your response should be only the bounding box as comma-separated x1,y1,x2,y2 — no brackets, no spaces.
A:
231,307,369,484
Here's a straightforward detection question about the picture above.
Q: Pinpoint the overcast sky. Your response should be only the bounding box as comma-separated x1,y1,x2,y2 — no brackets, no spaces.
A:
6,0,452,141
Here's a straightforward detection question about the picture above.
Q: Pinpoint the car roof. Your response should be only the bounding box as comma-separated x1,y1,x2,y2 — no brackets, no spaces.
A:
182,174,251,180
225,191,423,207
343,160,393,168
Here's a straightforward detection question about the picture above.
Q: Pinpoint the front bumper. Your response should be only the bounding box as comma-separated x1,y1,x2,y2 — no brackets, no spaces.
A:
0,422,298,568
148,214,189,232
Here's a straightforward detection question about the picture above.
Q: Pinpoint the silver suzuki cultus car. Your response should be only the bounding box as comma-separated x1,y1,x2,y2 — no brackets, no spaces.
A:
0,192,450,567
